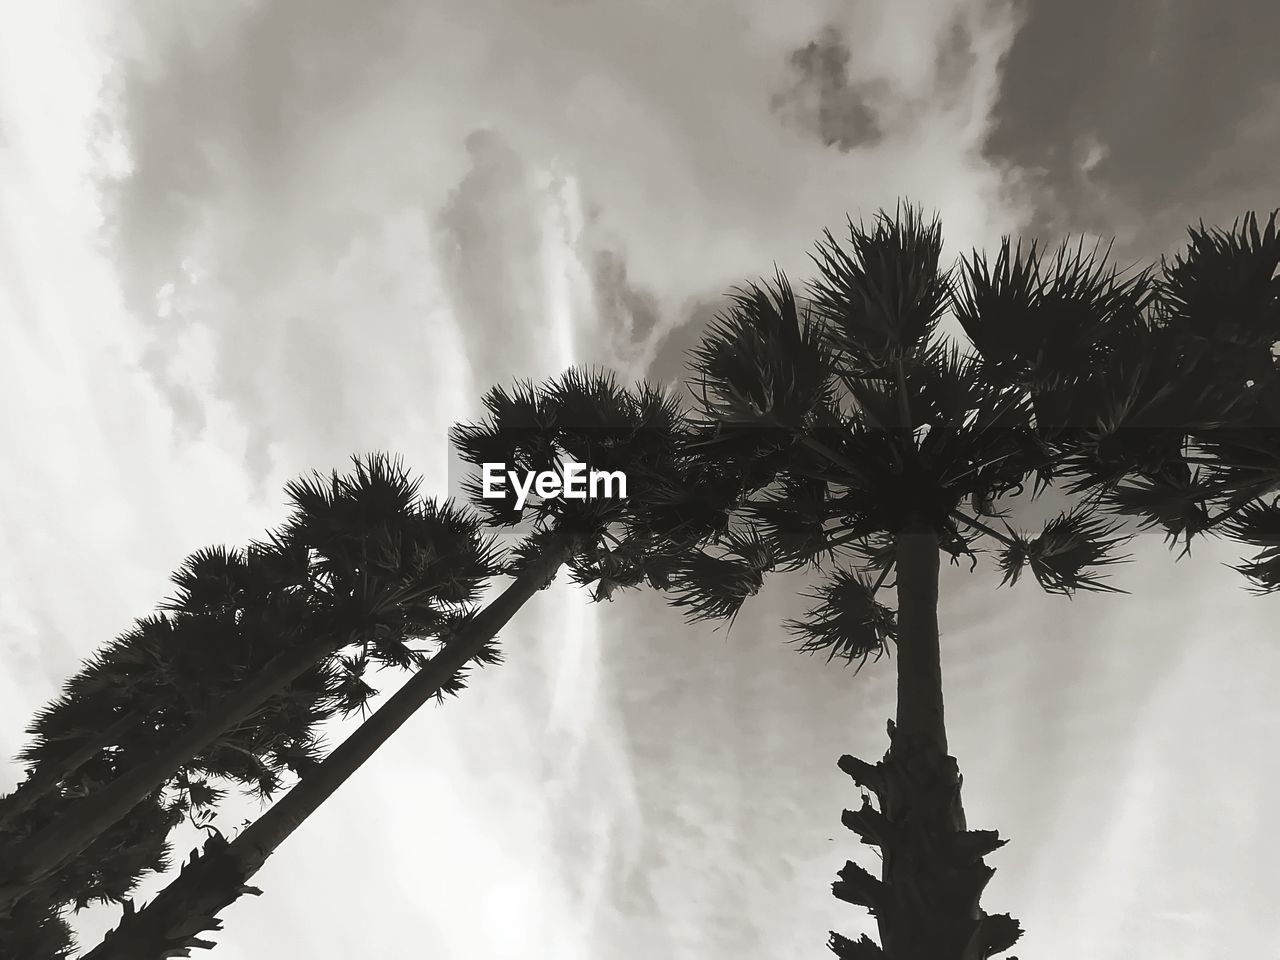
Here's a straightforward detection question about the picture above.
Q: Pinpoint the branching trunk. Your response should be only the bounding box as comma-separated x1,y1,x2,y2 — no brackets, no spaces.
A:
828,518,1021,960
80,536,575,960
0,706,147,834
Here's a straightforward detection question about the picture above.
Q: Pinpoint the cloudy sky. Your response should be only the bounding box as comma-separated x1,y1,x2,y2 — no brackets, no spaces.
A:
2,1,1279,957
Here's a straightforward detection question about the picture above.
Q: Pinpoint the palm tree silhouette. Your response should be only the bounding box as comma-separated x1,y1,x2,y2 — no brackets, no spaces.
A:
0,790,181,958
0,454,501,942
74,368,739,957
76,550,571,960
672,204,1280,958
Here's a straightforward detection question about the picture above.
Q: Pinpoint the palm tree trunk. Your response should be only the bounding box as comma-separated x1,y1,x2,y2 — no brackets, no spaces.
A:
0,624,352,916
0,706,147,834
80,535,575,960
828,517,1020,960
893,519,947,752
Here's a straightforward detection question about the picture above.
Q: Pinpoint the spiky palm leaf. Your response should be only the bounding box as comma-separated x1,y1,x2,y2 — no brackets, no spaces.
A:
785,568,896,666
809,204,950,374
952,233,1152,391
1192,380,1280,506
666,530,774,626
743,472,841,571
1159,211,1280,366
996,507,1132,595
567,542,648,602
1104,462,1215,553
690,271,836,428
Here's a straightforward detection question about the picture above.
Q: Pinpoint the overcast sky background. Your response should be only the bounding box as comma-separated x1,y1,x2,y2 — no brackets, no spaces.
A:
2,1,1279,957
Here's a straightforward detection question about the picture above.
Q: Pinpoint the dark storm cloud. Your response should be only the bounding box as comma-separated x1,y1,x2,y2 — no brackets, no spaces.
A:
771,26,886,151
770,9,996,154
984,0,1280,258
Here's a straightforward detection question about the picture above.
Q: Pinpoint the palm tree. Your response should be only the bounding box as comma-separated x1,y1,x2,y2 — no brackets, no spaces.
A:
676,240,1034,957
0,454,500,926
0,708,149,836
0,790,182,959
78,536,573,959
670,204,1279,959
75,368,739,957
0,600,337,957
0,534,323,840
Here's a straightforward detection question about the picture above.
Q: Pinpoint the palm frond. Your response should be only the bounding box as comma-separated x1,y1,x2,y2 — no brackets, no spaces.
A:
625,450,741,549
688,270,836,429
162,546,250,615
1053,326,1236,490
951,235,1043,385
809,202,949,373
952,232,1152,389
450,380,560,496
997,507,1132,595
1194,420,1280,505
410,498,502,603
1159,210,1280,368
1103,462,1213,554
567,542,648,602
664,530,773,627
743,472,843,570
784,567,896,666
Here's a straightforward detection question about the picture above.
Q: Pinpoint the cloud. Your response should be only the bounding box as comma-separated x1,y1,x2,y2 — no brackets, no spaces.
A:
98,0,1030,477
983,0,1280,258
770,26,887,151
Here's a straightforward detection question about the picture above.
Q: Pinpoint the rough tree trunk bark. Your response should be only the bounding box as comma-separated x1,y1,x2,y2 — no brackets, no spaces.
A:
827,517,1021,960
80,536,575,960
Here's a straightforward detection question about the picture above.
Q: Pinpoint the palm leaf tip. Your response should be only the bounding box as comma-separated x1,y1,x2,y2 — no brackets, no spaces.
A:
1229,552,1280,594
1221,497,1280,547
784,568,895,666
828,931,884,959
